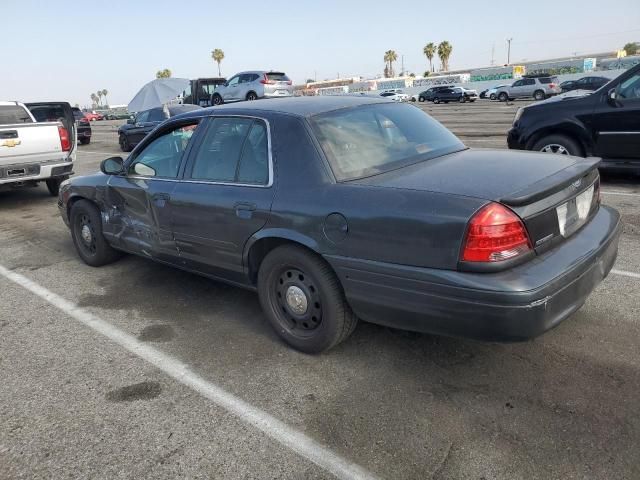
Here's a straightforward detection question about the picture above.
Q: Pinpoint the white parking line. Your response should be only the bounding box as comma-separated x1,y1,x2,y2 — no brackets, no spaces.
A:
0,264,378,480
601,190,640,198
612,269,640,280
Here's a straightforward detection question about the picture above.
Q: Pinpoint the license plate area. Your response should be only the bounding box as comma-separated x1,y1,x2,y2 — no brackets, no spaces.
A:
7,168,26,177
556,184,595,238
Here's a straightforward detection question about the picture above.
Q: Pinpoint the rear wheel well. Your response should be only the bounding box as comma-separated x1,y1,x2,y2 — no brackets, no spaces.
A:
247,238,328,285
526,129,587,157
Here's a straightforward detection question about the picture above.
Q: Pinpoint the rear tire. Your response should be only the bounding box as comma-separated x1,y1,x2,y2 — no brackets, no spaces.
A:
257,245,357,353
70,200,123,267
532,134,583,157
119,133,132,152
533,90,546,101
80,137,90,145
45,176,67,197
498,92,509,102
246,92,258,101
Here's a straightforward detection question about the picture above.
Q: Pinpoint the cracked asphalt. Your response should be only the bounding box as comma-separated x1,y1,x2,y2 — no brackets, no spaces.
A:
1,102,639,479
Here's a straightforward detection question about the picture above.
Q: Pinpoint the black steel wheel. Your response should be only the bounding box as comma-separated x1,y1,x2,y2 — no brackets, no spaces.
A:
70,200,123,267
258,245,357,353
119,133,131,152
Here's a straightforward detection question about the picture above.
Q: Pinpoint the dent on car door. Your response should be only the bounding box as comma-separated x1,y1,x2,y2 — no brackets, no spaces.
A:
104,122,200,261
593,71,640,160
170,116,275,282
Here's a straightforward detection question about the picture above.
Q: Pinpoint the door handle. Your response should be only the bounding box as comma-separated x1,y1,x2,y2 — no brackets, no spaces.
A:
234,202,256,219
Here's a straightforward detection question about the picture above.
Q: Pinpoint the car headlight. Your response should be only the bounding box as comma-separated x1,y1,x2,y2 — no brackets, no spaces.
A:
513,107,524,125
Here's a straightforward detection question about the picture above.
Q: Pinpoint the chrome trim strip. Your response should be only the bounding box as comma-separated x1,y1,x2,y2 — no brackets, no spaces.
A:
599,131,640,135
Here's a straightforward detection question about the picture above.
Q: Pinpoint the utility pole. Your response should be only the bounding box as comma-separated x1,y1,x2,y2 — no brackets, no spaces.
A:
491,43,495,66
506,38,513,65
401,55,405,76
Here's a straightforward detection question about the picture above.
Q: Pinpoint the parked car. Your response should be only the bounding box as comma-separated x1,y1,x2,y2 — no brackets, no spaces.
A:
181,77,227,107
58,96,620,353
379,90,410,102
508,64,640,172
211,71,293,105
416,86,452,102
431,87,478,104
117,104,202,151
104,110,132,120
1,101,75,195
83,112,104,121
560,76,610,93
496,76,561,102
72,107,92,145
485,84,510,100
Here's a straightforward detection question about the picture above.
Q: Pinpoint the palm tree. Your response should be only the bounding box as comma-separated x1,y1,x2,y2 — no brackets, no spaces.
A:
437,41,453,72
211,49,225,76
156,69,172,78
96,91,103,107
90,93,98,108
102,89,108,107
423,43,437,73
383,50,398,78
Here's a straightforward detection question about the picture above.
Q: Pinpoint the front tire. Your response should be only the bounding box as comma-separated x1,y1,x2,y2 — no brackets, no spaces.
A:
119,133,132,152
418,96,425,102
490,93,497,100
532,134,583,157
433,97,440,104
212,94,223,106
257,245,357,353
459,96,466,103
70,200,123,267
45,176,67,196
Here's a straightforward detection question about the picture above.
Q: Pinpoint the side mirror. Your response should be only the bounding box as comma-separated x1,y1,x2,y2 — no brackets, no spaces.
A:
127,118,135,125
607,87,622,107
100,156,125,175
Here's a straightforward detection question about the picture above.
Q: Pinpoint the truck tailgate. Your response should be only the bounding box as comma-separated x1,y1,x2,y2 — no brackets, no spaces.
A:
0,122,67,166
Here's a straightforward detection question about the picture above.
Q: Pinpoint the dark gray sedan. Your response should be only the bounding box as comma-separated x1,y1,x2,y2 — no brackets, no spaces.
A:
58,96,621,353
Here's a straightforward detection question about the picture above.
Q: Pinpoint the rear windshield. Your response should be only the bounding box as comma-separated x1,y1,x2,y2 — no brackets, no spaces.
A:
266,72,290,82
310,103,465,181
29,105,66,123
538,77,558,84
0,105,33,124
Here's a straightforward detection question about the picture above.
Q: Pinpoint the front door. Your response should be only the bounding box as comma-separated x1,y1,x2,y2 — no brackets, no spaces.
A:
223,75,241,102
170,115,274,283
520,78,536,97
104,121,200,261
128,108,165,146
592,70,640,160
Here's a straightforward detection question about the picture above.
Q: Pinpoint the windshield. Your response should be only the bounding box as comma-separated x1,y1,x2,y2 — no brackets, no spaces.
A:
310,103,465,181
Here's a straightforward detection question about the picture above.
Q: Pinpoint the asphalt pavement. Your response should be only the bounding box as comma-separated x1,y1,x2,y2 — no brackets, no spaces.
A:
1,102,639,480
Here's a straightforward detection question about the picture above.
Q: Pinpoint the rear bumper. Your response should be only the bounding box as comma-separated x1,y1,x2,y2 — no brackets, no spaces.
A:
0,160,73,185
326,206,621,342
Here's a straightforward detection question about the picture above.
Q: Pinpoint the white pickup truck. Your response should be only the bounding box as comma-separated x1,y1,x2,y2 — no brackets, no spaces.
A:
0,101,76,196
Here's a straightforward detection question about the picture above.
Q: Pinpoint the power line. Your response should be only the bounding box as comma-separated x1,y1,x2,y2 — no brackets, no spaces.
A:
512,28,640,46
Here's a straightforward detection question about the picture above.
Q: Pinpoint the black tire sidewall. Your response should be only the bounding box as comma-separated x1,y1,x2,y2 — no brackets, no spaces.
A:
70,200,120,267
258,246,351,353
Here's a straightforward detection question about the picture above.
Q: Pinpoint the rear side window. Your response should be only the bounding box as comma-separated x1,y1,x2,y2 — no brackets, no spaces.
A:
0,105,33,124
266,72,290,82
538,77,557,84
189,117,270,185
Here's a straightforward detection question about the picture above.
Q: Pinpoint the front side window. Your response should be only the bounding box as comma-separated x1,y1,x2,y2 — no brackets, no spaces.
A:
189,117,270,185
135,110,150,123
512,80,523,87
128,123,198,178
311,103,465,181
618,73,640,100
523,79,535,85
227,76,240,86
147,108,166,122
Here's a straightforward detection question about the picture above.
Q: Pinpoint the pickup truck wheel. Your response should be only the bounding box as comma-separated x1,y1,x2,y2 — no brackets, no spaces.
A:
533,90,546,101
70,200,122,267
119,134,132,152
45,176,67,196
498,92,509,102
533,134,583,157
257,245,357,353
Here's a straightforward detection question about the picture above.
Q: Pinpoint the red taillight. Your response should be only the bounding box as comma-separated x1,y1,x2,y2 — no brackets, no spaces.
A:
286,80,292,85
549,83,556,88
260,74,276,85
461,203,532,263
58,125,71,152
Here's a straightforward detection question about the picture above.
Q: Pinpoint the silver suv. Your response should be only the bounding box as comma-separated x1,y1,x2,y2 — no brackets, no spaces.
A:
211,71,293,105
495,76,561,102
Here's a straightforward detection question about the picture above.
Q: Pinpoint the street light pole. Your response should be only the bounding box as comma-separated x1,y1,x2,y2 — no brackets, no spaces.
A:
506,38,513,65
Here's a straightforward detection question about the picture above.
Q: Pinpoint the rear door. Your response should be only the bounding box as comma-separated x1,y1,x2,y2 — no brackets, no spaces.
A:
592,70,640,160
25,102,77,161
170,115,275,282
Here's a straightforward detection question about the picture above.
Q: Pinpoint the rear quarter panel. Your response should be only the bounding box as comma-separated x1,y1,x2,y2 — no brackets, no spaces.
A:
0,123,67,166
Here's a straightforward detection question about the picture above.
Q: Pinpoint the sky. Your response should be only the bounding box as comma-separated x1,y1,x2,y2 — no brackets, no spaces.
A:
2,0,639,107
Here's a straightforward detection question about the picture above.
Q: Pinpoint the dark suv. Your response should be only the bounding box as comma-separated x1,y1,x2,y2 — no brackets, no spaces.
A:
560,76,610,93
416,86,453,102
508,64,640,172
72,107,91,145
